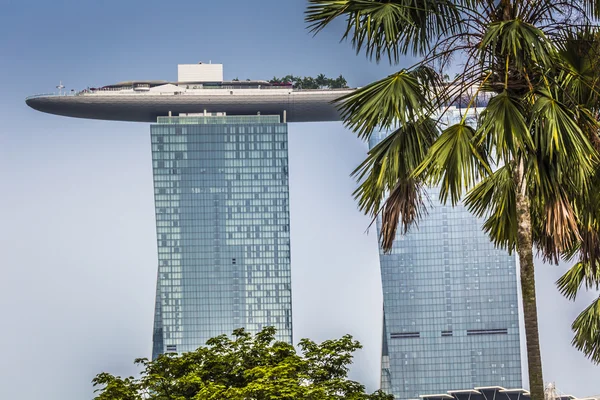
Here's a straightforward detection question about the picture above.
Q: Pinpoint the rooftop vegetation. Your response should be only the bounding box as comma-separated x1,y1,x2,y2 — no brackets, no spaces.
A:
269,73,349,89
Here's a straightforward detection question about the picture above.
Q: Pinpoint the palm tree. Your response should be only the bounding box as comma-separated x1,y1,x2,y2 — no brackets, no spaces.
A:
306,1,600,399
316,73,328,88
554,29,600,366
331,74,349,88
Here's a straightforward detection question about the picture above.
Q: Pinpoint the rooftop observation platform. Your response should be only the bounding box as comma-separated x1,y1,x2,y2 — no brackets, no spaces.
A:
25,63,489,123
25,79,354,123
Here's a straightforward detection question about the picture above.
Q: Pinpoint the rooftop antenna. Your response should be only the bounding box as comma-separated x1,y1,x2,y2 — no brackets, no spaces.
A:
56,81,65,95
545,382,567,400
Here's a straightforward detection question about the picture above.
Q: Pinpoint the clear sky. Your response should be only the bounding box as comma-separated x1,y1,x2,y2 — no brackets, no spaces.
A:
1,0,599,399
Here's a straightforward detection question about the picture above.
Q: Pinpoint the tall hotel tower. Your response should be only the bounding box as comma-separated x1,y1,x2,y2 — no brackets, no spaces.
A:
372,108,522,399
26,65,522,397
150,114,292,358
25,63,354,359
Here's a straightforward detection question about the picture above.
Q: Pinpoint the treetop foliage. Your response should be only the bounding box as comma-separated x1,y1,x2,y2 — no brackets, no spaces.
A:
270,73,349,89
92,327,392,400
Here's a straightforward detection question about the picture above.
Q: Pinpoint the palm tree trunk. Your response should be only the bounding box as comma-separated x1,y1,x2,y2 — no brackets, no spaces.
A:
514,160,544,400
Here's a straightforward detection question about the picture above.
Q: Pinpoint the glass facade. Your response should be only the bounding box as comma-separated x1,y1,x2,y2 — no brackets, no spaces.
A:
373,108,522,399
150,116,292,359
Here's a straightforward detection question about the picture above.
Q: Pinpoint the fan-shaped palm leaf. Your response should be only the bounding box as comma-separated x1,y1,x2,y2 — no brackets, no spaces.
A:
306,0,461,62
352,118,437,245
572,296,600,363
336,68,436,139
479,20,555,91
530,93,596,176
465,165,517,250
477,90,533,163
417,122,490,204
557,261,600,301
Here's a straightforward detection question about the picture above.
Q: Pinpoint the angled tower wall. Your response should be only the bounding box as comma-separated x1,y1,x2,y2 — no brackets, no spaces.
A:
150,115,292,356
372,108,522,399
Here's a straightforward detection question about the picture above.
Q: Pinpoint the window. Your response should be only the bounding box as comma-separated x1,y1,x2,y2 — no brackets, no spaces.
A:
467,328,508,336
390,332,420,339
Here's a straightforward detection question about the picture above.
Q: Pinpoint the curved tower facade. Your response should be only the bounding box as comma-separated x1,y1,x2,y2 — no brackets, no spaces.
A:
26,66,523,397
150,115,292,357
372,108,522,399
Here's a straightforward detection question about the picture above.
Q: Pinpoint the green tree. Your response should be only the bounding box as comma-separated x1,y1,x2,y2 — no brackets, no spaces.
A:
282,75,298,85
270,74,349,89
92,327,392,400
306,1,600,399
301,76,320,89
316,73,329,88
553,29,600,365
330,74,349,88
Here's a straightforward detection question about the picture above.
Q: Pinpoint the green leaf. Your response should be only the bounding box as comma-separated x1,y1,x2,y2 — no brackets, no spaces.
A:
417,122,491,205
353,118,437,214
336,69,435,139
93,327,383,400
557,261,600,300
306,0,461,61
477,90,533,163
480,19,555,74
572,296,600,364
465,165,517,251
531,93,595,170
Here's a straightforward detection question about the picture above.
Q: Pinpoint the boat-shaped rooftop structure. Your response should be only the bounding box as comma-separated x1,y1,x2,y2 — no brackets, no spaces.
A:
25,63,353,122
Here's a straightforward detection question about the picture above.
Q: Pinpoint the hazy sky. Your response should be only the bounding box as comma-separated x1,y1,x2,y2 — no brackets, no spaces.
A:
1,1,599,399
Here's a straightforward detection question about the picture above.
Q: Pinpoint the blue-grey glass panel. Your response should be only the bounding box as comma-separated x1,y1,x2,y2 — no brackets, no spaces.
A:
150,122,292,358
371,110,522,399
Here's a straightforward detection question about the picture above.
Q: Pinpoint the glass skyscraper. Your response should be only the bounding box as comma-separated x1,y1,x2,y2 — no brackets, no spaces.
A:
373,108,522,399
150,115,293,358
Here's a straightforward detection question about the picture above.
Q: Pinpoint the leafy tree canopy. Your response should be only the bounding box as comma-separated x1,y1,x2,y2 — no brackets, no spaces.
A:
270,74,349,89
92,327,391,400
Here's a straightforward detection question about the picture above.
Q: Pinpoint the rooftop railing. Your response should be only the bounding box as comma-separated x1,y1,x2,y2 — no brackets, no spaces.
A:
156,115,281,125
25,86,356,101
25,92,77,100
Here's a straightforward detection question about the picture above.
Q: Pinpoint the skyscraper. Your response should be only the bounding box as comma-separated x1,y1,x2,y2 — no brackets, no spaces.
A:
25,62,352,359
373,108,522,399
26,66,523,393
150,115,293,358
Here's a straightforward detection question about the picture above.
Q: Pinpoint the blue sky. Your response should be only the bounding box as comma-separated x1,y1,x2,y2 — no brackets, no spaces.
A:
1,1,599,399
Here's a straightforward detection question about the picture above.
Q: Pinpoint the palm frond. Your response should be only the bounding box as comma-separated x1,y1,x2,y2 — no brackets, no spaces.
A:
305,0,462,62
378,178,427,251
556,261,600,300
529,93,597,201
479,19,555,89
336,69,436,140
464,165,517,251
582,0,600,20
352,117,437,218
532,93,595,165
572,172,600,266
416,122,490,205
477,90,533,164
541,191,580,259
572,296,600,364
527,155,583,263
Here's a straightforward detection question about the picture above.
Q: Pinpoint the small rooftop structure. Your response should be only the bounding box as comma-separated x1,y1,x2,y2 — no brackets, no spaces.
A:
178,62,223,83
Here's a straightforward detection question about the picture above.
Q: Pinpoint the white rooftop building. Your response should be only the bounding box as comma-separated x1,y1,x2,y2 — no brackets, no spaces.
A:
177,62,223,82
